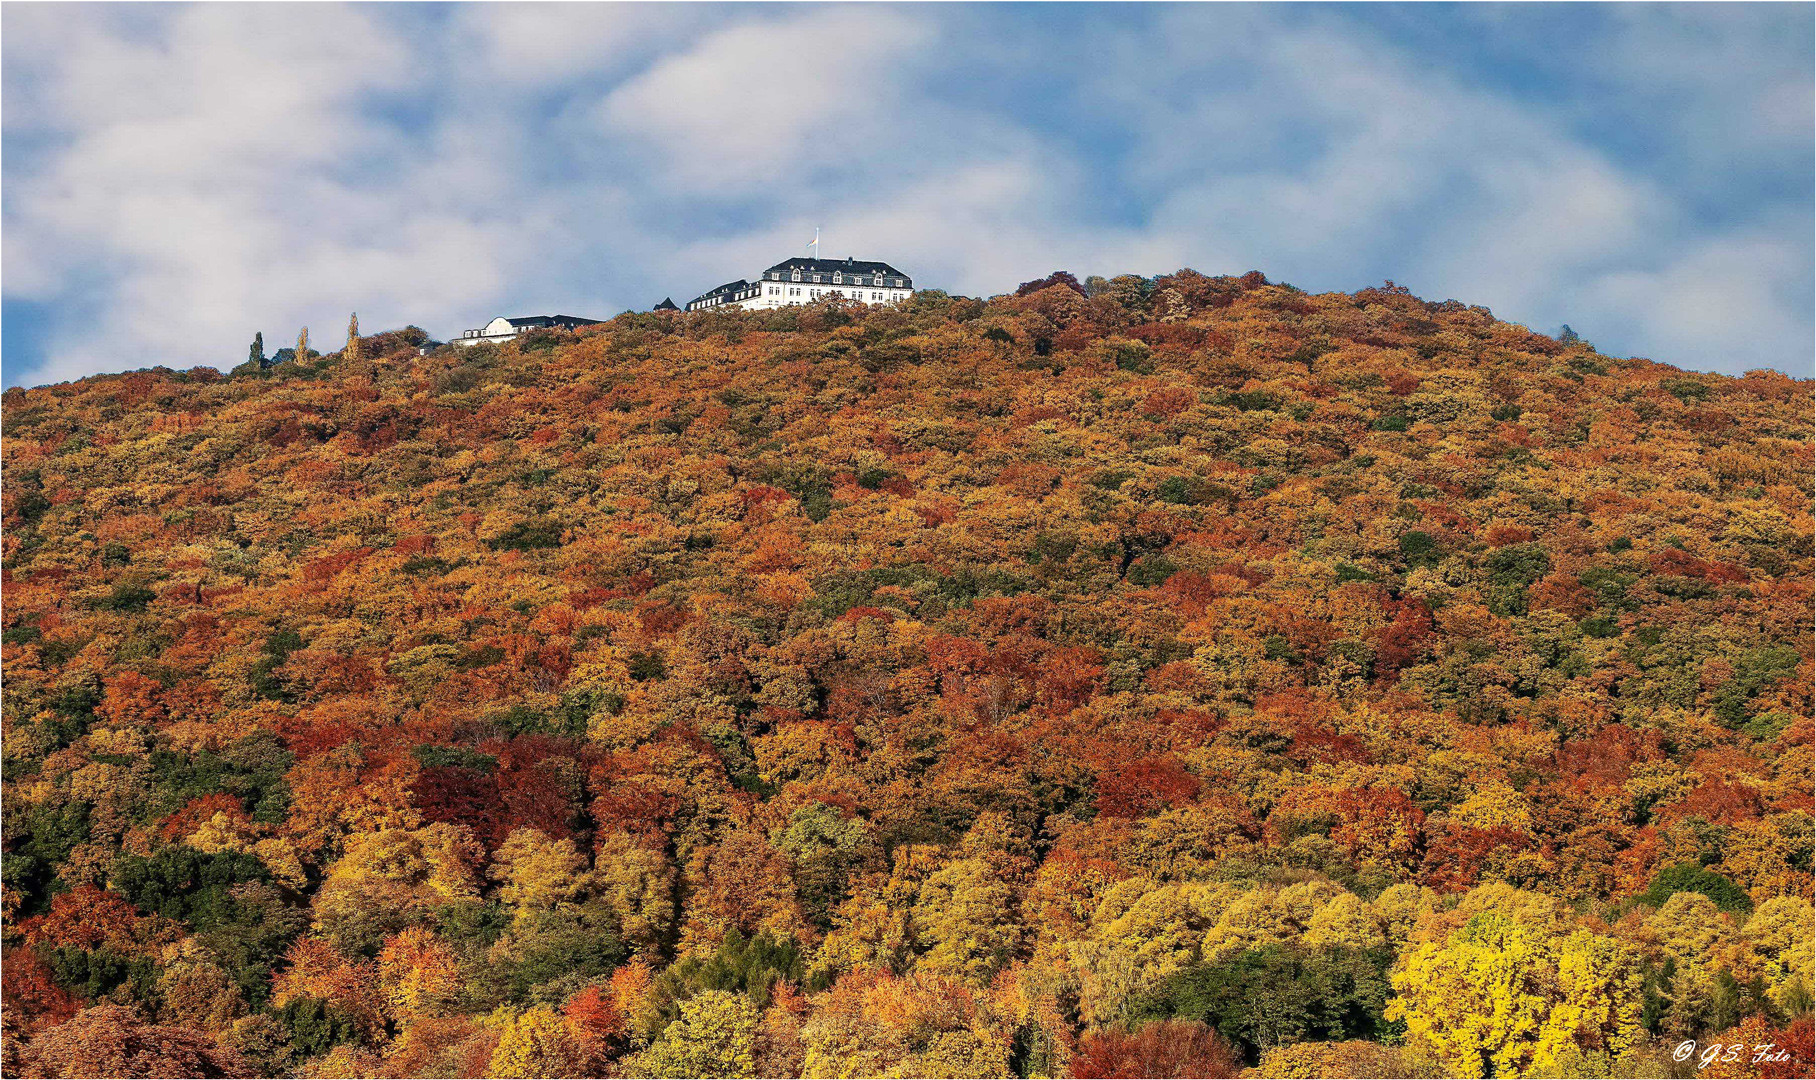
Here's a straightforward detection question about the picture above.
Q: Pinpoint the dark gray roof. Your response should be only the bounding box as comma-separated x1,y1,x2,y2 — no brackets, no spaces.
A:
507,314,601,329
653,298,679,311
762,257,909,283
686,280,762,310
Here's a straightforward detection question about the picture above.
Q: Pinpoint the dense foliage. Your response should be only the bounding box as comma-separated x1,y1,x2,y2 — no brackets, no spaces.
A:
3,271,1811,1078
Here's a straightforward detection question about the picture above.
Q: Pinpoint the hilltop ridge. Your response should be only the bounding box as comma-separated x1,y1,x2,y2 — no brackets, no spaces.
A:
3,269,1812,1078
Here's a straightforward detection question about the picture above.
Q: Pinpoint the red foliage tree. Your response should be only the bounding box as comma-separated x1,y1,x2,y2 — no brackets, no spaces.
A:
19,886,142,953
1068,1020,1244,1079
1016,270,1088,298
19,1005,250,1078
1094,756,1201,819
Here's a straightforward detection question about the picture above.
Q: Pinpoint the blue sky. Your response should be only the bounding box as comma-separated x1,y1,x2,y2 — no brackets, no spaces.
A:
3,2,1811,387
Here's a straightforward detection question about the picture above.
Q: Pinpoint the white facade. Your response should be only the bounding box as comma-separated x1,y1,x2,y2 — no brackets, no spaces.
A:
453,316,520,346
741,277,913,311
687,258,913,312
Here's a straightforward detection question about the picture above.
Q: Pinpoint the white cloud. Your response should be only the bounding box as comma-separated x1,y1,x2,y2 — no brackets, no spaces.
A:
1583,226,1815,375
448,3,701,88
597,8,934,185
1,4,554,384
1072,8,1808,371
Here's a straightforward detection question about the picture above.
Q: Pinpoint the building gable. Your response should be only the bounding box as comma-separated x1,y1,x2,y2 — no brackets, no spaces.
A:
761,257,910,288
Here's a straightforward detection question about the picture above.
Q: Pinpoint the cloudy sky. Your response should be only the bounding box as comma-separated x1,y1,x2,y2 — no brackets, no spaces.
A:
3,3,1811,387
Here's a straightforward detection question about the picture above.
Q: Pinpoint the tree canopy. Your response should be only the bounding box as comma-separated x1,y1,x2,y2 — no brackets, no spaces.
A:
3,271,1811,1077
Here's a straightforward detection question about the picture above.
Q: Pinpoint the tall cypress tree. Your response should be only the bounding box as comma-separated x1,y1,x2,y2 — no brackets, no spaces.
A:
344,313,361,361
297,327,309,362
249,331,266,368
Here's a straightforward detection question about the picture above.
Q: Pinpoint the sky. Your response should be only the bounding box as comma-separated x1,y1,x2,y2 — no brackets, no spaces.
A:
3,2,1811,388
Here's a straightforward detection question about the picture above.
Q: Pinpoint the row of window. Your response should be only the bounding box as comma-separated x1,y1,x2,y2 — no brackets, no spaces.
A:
766,271,906,288
691,282,909,310
690,285,761,310
765,286,903,302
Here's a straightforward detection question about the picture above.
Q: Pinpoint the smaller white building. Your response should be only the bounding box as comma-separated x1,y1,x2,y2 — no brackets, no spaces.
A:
687,257,913,312
452,314,601,346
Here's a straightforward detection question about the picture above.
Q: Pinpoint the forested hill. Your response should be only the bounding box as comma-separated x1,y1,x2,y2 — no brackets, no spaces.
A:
3,270,1812,1079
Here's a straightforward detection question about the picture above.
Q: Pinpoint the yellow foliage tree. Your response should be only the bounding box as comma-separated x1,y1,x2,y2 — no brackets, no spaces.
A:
1540,928,1646,1074
1069,879,1232,1025
378,926,464,1023
594,830,678,959
491,827,592,921
1371,882,1442,947
1304,891,1387,951
1745,895,1816,1013
624,989,758,1079
611,960,662,1049
1647,891,1729,966
1251,1038,1447,1078
156,941,247,1035
311,824,483,955
912,855,1023,986
1387,912,1642,1079
798,971,1013,1079
1201,888,1293,962
486,1004,580,1079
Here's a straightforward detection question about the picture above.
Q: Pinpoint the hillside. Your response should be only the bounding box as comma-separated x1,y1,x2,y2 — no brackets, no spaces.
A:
3,270,1812,1079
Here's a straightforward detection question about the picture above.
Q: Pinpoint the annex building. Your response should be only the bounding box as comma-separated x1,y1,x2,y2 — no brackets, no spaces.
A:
453,314,601,346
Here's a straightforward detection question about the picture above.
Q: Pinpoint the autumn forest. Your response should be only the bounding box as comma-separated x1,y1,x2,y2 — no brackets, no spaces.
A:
2,270,1811,1079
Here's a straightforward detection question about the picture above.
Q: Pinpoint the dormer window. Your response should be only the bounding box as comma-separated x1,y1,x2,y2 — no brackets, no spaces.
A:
792,270,801,282
833,273,842,284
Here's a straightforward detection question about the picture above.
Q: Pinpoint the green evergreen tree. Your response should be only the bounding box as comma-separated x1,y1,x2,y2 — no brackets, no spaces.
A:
249,331,265,368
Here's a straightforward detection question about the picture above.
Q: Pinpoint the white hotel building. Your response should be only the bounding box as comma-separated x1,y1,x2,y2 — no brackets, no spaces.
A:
686,257,913,312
